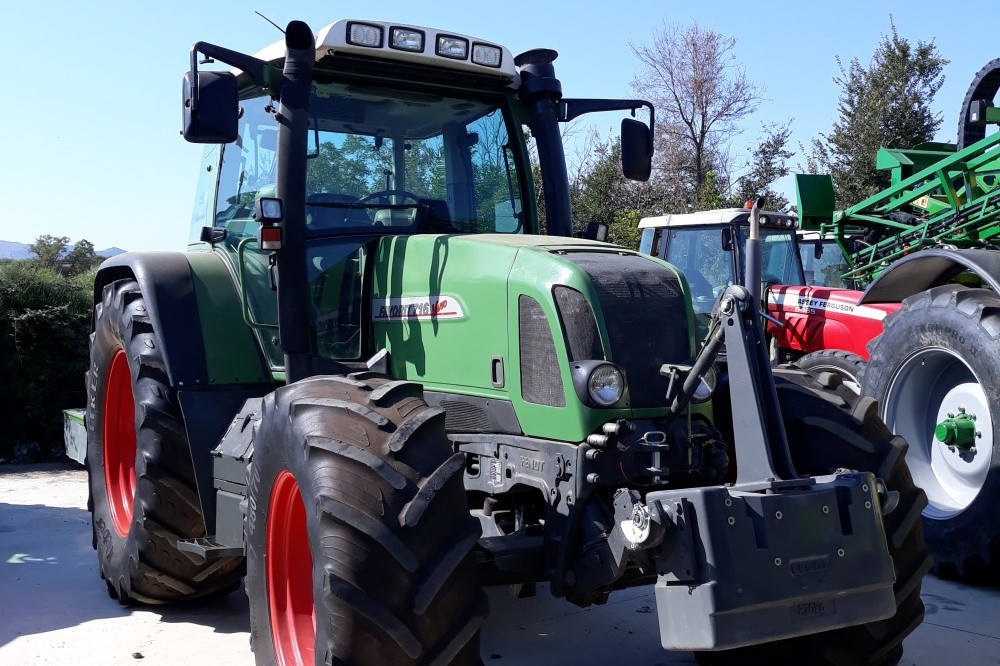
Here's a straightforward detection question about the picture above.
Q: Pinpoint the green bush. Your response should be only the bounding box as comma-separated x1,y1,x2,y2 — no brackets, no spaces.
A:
0,261,94,460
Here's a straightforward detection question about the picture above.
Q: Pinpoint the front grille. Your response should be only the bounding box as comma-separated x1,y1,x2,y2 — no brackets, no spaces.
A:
519,295,566,407
554,286,604,362
562,253,689,408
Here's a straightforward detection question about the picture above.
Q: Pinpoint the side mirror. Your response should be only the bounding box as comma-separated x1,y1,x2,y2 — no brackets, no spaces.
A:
813,241,824,260
584,222,609,242
621,118,652,182
182,71,239,143
721,227,734,252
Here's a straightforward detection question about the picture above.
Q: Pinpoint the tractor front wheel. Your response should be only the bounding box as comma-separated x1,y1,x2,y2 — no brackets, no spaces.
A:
246,374,486,665
794,349,865,394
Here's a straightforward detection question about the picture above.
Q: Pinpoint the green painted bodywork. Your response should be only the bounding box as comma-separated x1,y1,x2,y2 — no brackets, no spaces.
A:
185,229,695,443
372,234,694,442
795,112,1000,286
186,250,272,384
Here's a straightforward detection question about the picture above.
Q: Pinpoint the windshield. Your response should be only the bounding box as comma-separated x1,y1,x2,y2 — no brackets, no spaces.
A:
663,226,805,315
202,82,526,242
801,239,852,288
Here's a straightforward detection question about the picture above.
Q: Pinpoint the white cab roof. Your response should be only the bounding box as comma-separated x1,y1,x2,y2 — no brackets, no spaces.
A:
251,19,519,86
639,208,796,229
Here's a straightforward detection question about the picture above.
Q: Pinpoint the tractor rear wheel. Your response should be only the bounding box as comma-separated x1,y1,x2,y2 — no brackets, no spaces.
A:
245,374,486,666
862,285,1000,577
700,368,930,666
86,279,243,603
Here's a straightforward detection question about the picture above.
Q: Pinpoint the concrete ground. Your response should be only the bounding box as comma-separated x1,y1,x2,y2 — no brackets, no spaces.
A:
1,463,998,666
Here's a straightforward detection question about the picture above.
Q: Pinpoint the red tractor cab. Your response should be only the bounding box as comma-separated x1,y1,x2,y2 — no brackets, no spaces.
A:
638,207,897,387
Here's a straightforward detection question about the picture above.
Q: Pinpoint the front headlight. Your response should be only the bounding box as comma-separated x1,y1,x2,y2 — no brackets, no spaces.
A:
571,361,625,407
589,364,624,406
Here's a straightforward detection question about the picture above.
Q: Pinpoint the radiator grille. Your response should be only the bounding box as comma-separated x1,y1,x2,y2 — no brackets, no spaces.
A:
563,253,689,408
553,286,604,362
518,295,566,407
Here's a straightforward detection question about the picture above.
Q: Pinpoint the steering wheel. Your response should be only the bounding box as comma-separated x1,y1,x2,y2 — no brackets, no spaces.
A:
356,189,421,206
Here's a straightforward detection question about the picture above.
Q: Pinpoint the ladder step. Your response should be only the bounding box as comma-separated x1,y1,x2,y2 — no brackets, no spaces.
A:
176,536,243,559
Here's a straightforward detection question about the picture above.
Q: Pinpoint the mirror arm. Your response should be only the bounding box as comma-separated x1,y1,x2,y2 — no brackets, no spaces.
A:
560,98,655,150
188,41,281,112
665,321,724,416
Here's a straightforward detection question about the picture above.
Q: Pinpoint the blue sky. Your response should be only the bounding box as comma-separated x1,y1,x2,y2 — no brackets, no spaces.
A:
1,0,992,251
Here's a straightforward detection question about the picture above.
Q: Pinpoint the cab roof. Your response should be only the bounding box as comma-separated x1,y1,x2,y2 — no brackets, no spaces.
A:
638,208,797,229
251,18,519,86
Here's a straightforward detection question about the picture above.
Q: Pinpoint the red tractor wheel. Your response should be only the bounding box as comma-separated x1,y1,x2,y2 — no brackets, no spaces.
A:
101,348,137,537
267,471,316,665
246,374,486,665
86,278,243,603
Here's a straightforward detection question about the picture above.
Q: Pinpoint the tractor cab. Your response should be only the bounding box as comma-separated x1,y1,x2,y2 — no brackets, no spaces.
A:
182,19,654,381
638,207,804,335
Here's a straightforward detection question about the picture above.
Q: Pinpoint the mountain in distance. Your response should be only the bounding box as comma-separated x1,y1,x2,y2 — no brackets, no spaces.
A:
0,240,125,260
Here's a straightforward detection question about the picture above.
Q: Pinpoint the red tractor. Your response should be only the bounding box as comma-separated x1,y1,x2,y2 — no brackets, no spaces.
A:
644,59,1000,578
638,207,892,390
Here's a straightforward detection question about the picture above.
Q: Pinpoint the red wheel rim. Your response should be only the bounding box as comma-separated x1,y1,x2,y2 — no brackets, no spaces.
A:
103,348,137,538
267,470,316,665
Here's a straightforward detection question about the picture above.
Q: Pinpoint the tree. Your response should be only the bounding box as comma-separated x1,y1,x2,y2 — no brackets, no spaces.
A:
25,235,100,277
63,239,100,277
28,235,69,271
570,134,661,249
806,22,947,206
731,121,794,210
630,22,762,209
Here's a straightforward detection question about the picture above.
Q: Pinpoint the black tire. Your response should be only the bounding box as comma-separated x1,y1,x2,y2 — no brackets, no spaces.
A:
246,374,486,666
794,349,865,393
957,58,1000,150
700,368,930,666
86,279,244,604
862,285,1000,577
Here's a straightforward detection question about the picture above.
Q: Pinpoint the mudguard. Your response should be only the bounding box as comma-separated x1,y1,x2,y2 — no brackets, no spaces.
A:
94,250,271,387
859,248,1000,305
94,250,275,529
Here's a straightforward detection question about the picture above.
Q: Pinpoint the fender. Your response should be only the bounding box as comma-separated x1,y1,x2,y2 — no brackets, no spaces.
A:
95,250,271,386
95,250,276,530
859,248,1000,305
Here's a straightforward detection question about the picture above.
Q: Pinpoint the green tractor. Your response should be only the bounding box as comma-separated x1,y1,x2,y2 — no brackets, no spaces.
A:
83,18,929,665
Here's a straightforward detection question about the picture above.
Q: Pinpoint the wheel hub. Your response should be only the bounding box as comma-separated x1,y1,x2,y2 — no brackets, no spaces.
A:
934,408,980,453
884,347,994,519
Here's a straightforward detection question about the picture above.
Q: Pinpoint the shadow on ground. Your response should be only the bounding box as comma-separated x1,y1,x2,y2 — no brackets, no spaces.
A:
0,500,248,649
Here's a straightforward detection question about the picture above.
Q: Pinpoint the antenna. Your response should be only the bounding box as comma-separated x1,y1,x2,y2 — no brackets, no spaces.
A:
255,11,284,34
